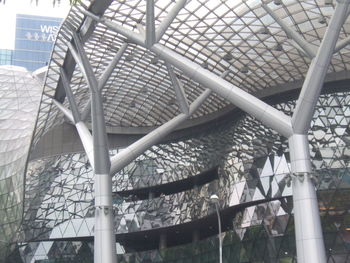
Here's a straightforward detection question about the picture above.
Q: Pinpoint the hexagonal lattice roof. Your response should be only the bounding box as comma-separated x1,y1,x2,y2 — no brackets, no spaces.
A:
32,0,350,145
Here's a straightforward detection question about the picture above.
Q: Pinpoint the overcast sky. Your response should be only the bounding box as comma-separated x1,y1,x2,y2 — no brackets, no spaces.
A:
0,0,70,49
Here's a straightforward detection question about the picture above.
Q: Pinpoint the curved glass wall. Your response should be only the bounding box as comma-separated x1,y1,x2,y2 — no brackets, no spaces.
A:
0,66,42,260
5,89,349,262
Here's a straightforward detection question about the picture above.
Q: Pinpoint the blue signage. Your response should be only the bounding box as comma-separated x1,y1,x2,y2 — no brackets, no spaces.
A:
12,14,62,72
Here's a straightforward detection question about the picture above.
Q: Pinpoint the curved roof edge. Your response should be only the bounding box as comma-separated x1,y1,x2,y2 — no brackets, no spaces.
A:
29,73,350,161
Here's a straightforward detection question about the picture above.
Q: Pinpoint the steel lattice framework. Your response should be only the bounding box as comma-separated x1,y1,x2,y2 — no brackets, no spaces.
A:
26,1,350,263
33,0,350,142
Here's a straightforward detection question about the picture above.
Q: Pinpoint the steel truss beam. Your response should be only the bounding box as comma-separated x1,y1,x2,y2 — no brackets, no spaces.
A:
60,68,81,123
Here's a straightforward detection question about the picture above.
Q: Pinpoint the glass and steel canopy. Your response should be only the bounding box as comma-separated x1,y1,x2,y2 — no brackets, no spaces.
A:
9,1,350,263
32,0,350,146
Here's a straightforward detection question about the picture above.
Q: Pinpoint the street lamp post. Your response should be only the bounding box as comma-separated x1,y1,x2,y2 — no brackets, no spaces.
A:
210,194,222,263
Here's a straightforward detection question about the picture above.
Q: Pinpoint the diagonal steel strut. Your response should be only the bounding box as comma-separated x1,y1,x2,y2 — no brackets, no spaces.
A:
109,88,212,175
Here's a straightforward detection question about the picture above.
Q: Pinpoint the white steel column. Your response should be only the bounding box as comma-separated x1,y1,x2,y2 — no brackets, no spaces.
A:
159,233,167,250
69,32,116,263
288,2,349,263
289,134,326,263
90,87,115,263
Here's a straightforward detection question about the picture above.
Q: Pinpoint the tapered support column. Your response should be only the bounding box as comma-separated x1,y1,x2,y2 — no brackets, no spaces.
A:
89,63,116,263
288,2,349,262
289,134,326,263
94,173,115,263
92,91,116,263
68,31,117,263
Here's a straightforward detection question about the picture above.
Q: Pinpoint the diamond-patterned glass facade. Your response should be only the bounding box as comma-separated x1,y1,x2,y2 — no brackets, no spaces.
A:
3,89,349,263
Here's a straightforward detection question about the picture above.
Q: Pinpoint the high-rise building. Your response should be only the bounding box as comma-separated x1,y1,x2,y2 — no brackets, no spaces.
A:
12,14,61,71
1,1,350,263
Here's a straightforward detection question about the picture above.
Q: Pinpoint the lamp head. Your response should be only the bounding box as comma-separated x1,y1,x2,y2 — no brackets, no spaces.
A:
210,194,219,203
